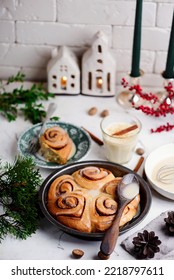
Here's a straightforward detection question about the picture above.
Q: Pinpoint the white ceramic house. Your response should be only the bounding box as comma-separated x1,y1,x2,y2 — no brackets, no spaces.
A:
81,31,116,96
47,46,80,94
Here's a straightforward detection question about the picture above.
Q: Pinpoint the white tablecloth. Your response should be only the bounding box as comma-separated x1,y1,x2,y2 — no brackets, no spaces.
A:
0,84,174,260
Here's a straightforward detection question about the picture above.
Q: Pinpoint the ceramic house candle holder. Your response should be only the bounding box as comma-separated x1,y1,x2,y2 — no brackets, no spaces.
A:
47,46,80,94
81,31,116,96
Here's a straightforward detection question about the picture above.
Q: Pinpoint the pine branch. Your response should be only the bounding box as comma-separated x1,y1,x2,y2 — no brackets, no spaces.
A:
0,156,42,242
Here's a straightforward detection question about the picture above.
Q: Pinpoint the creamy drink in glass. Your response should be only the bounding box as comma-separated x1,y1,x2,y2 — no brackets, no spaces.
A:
100,113,141,164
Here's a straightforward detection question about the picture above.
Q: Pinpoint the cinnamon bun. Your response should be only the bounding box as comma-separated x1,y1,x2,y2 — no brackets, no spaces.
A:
39,126,75,164
72,166,115,190
47,166,140,233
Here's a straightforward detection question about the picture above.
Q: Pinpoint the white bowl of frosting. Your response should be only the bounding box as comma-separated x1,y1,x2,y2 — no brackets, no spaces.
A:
145,143,174,200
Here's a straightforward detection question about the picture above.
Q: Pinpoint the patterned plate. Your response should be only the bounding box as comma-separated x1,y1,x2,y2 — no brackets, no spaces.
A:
18,121,91,169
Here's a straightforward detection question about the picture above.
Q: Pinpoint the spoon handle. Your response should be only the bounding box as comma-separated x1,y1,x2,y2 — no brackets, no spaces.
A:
98,202,127,260
40,102,57,135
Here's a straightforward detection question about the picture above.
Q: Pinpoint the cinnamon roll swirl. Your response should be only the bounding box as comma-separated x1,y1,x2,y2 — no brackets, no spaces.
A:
48,174,77,201
72,166,115,190
39,126,74,164
90,194,117,232
47,174,92,232
101,178,140,228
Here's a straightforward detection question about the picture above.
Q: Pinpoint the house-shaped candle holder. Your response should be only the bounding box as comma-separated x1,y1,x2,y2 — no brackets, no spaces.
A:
47,46,80,94
81,31,116,96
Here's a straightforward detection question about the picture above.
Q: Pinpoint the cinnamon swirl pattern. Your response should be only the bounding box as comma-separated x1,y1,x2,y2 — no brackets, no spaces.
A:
47,166,140,233
39,126,75,164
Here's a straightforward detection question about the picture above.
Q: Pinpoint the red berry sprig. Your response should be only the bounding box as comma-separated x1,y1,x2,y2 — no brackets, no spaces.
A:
151,123,174,133
121,78,159,103
121,78,174,133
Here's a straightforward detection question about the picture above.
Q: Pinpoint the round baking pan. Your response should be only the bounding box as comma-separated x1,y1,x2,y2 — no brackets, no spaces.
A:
39,160,152,240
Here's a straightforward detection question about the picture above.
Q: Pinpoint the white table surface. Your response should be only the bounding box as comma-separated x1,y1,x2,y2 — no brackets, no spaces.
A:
0,83,174,260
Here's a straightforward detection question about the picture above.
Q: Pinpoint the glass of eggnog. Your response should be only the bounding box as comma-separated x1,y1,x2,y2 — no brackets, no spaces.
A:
100,113,141,164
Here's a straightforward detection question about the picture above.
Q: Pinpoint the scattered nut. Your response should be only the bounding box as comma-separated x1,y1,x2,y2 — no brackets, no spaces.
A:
88,107,97,116
100,109,109,117
72,249,84,259
136,148,145,155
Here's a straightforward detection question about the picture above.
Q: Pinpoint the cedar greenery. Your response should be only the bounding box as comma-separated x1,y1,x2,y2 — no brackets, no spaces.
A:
0,72,55,124
0,157,42,242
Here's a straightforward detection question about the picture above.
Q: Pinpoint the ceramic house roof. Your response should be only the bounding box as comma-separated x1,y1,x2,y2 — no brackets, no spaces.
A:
47,46,79,72
82,31,114,66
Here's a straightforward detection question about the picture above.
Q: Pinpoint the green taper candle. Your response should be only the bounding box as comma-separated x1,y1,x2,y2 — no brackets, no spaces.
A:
163,11,174,79
130,0,143,78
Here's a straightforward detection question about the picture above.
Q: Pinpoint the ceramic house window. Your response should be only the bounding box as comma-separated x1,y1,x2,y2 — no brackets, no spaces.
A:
98,45,102,53
47,46,80,95
60,76,67,90
96,76,103,90
81,31,116,96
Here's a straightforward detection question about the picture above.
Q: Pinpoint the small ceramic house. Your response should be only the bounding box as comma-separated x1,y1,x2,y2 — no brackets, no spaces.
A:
81,31,116,96
47,46,80,94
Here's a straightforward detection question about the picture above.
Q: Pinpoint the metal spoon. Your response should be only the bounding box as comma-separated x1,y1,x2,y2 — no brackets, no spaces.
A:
98,173,140,260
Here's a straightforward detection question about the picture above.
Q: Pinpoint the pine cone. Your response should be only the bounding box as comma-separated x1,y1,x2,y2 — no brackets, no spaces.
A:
132,230,161,259
164,211,174,233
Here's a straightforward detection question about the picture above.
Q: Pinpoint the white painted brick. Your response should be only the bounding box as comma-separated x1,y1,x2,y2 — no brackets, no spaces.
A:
154,51,168,74
140,73,164,88
113,26,170,51
0,0,173,87
141,0,173,3
58,0,156,26
143,2,156,27
112,49,132,72
20,67,47,81
16,22,112,46
0,66,21,79
0,44,93,72
0,21,15,43
141,50,155,73
113,26,133,49
0,67,47,82
0,44,52,67
0,0,56,21
0,67,45,83
142,28,170,51
112,49,155,73
157,3,174,28
0,43,10,60
152,0,174,3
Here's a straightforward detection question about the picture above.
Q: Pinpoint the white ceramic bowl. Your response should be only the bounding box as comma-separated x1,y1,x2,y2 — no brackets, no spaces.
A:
145,143,174,200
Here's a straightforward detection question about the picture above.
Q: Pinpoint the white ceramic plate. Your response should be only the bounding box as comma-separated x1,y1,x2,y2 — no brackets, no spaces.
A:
145,143,174,200
18,121,91,169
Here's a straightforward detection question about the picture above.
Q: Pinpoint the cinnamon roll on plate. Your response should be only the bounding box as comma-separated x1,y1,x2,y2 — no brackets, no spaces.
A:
18,122,91,169
39,126,75,164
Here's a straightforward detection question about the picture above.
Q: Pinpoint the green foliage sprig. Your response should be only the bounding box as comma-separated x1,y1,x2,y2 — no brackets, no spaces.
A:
0,72,55,124
0,157,42,242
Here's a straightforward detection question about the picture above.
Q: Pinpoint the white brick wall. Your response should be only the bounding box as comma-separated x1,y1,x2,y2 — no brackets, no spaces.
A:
0,0,56,21
0,0,173,86
16,22,112,46
0,21,15,43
